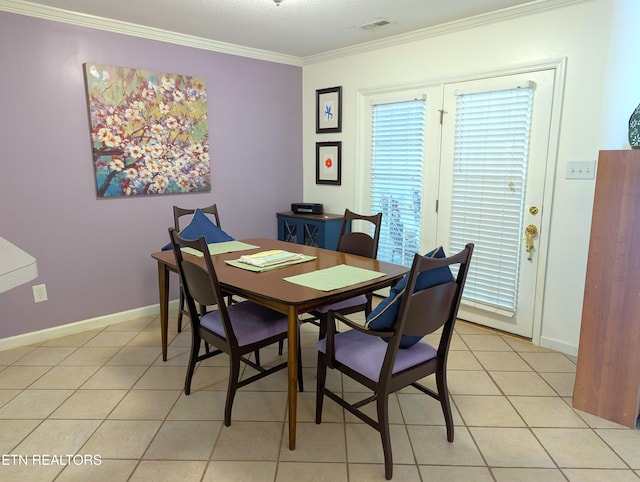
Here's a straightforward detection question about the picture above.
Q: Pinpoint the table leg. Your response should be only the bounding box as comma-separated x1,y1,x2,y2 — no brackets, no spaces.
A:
287,305,298,450
157,261,169,362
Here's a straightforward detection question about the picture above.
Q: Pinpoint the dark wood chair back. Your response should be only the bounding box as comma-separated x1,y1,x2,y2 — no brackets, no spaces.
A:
171,203,230,332
173,203,221,230
169,228,235,345
336,208,382,259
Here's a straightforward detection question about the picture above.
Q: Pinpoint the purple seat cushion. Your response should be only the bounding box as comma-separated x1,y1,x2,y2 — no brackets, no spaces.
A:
316,329,437,382
313,295,368,314
201,302,288,347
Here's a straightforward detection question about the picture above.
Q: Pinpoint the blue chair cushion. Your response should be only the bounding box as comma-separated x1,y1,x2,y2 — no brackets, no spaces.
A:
162,208,234,250
366,246,454,348
316,329,437,382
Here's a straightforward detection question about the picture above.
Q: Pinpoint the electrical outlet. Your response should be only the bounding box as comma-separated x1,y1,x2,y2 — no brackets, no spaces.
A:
566,160,596,180
32,284,48,303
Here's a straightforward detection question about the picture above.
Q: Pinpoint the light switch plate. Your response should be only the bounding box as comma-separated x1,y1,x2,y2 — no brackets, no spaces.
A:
566,160,596,180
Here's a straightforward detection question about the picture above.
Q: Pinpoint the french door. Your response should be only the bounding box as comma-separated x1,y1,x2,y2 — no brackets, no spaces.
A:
363,68,557,338
438,70,555,337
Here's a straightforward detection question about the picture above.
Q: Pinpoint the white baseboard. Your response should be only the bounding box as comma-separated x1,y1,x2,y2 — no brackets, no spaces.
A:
539,336,578,357
0,300,179,352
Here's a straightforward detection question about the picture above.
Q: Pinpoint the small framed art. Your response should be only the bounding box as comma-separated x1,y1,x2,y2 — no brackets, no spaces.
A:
316,141,342,185
316,86,342,133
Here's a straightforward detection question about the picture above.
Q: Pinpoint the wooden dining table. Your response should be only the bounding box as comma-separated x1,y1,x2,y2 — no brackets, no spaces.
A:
150,237,408,450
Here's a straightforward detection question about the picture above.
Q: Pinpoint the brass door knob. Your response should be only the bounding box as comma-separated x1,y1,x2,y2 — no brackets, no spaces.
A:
525,225,538,260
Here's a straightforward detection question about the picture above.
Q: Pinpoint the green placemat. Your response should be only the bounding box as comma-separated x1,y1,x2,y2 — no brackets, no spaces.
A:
225,254,316,272
182,241,259,257
284,264,385,291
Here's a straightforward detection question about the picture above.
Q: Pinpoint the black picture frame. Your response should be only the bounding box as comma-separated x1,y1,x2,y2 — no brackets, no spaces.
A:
316,141,342,185
316,86,342,133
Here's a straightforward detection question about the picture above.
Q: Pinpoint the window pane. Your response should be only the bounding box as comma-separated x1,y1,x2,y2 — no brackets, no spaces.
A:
370,100,425,266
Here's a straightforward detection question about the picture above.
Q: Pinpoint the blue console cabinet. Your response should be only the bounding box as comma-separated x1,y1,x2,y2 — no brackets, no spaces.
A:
276,212,349,250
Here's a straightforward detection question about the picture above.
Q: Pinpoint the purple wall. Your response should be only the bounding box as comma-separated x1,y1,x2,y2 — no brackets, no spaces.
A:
0,12,302,339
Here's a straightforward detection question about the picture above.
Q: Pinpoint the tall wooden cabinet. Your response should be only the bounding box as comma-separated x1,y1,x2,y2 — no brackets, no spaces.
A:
572,150,640,428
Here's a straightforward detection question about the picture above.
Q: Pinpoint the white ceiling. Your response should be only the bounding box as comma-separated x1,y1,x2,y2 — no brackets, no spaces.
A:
12,0,546,58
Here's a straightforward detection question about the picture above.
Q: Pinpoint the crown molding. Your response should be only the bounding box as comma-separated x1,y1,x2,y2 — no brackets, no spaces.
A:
1,0,588,67
0,0,303,66
301,0,589,65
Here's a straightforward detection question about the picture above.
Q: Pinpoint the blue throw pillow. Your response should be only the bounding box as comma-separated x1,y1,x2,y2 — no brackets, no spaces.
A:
162,208,234,251
366,246,454,348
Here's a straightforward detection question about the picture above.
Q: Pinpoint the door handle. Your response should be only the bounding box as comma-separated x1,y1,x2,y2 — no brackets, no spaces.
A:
525,225,538,260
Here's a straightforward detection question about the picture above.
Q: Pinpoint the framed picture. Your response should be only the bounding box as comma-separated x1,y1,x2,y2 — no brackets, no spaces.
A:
316,86,342,133
316,141,342,185
83,63,210,197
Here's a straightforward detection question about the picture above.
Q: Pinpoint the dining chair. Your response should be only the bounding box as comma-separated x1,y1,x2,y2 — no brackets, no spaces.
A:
286,208,383,332
306,208,382,334
278,208,382,390
173,203,233,332
169,227,302,426
315,243,474,480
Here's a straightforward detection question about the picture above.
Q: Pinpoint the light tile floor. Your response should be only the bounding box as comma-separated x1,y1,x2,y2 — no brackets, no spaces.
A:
0,306,639,481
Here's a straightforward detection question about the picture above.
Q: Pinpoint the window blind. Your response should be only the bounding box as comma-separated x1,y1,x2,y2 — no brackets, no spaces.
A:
449,86,534,312
370,99,425,266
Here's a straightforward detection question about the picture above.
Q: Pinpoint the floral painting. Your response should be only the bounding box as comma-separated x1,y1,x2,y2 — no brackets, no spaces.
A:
83,63,210,197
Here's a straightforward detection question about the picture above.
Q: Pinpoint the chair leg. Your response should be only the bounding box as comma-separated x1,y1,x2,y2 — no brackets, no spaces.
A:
297,349,304,393
297,333,304,393
278,339,284,355
184,334,200,395
177,290,185,333
254,350,261,366
318,312,328,340
315,352,327,424
224,357,241,427
377,395,393,480
365,293,373,317
436,368,454,442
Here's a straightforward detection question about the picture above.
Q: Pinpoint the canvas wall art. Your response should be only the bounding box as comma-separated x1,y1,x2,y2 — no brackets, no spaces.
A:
83,63,210,197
